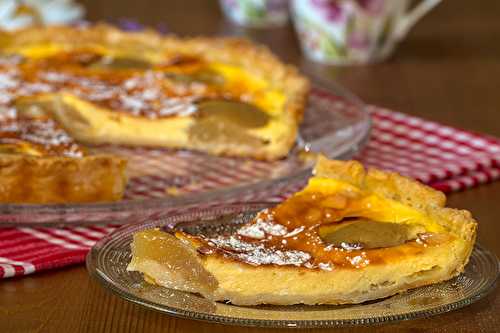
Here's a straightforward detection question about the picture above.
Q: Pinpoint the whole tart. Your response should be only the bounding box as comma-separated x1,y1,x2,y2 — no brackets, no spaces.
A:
0,24,309,203
0,24,309,161
128,156,477,305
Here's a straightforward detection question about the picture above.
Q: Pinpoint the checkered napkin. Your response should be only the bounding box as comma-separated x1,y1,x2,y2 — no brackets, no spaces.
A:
0,106,499,279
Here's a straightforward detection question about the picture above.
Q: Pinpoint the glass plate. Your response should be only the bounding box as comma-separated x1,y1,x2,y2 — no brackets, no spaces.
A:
0,83,371,226
87,203,499,328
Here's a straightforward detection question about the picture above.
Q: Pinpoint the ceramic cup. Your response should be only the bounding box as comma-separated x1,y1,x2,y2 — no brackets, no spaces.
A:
291,0,442,65
219,0,289,28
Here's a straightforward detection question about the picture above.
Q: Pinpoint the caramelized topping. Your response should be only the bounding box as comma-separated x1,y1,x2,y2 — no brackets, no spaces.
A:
0,51,266,120
185,190,451,271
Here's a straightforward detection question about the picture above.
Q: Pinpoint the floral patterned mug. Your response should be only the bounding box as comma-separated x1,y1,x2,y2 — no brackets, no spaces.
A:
291,0,442,65
219,0,289,28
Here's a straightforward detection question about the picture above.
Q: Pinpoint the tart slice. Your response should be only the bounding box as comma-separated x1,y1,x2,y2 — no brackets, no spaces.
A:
128,156,477,305
0,107,127,203
0,24,309,160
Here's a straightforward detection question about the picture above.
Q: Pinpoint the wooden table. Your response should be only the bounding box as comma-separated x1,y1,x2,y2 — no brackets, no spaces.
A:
1,0,498,332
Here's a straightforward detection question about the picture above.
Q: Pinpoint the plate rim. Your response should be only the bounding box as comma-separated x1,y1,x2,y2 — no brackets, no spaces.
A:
86,204,499,328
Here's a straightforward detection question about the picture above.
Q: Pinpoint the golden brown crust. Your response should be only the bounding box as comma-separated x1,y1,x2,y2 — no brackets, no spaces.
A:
0,24,165,59
314,155,447,208
0,24,310,161
0,154,127,203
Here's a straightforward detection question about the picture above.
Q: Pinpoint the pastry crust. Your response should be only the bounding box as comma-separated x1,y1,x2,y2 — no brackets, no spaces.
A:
0,102,128,204
0,24,310,161
0,154,127,204
128,156,477,305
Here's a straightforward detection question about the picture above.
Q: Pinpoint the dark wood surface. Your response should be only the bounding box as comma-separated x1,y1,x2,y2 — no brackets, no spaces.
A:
1,0,499,332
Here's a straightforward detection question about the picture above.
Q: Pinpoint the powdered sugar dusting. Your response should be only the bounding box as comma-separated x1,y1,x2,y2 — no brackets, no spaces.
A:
201,210,314,267
207,235,312,267
237,210,288,239
0,113,84,157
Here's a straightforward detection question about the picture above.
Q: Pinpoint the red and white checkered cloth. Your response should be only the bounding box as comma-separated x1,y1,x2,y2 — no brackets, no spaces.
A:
0,105,499,279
